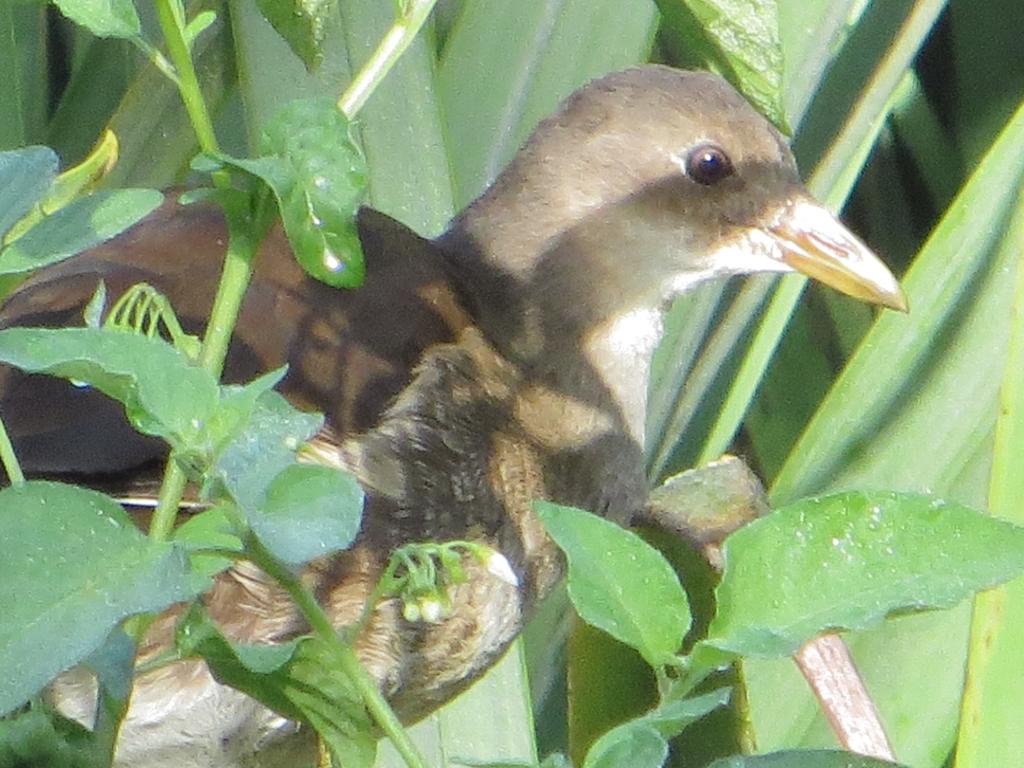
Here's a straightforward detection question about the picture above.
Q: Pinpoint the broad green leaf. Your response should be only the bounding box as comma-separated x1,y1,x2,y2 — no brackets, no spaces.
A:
251,463,364,565
536,502,690,667
704,492,1024,658
582,722,667,768
0,189,163,275
0,481,195,715
177,607,377,767
51,0,142,40
207,388,362,565
0,326,219,449
257,98,366,286
208,389,323,512
707,751,905,768
655,0,787,130
213,98,367,287
0,146,57,236
256,0,333,70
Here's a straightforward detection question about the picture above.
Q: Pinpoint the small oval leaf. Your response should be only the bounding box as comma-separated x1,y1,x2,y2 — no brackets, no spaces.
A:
251,464,365,565
536,502,690,667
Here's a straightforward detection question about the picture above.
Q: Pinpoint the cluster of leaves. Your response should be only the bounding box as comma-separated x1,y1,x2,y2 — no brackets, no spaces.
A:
522,491,1024,768
0,0,385,765
0,145,376,766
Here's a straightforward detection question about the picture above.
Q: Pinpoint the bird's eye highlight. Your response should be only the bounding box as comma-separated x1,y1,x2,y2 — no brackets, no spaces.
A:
684,144,734,186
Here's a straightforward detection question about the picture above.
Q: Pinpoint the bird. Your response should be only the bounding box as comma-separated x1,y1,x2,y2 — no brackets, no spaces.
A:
0,65,906,767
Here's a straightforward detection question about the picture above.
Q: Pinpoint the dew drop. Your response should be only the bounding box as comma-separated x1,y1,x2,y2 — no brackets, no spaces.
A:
323,250,342,272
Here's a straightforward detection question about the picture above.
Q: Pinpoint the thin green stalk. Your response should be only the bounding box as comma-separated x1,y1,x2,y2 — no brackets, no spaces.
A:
154,0,219,155
247,537,428,768
145,1,256,542
337,0,438,118
0,412,24,485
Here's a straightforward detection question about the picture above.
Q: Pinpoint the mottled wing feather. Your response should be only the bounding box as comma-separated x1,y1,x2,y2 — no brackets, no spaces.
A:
0,193,470,488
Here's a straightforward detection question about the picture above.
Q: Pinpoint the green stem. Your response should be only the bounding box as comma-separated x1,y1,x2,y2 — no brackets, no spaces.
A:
154,0,219,155
196,219,259,373
247,537,427,768
337,0,438,118
0,412,24,485
146,2,261,541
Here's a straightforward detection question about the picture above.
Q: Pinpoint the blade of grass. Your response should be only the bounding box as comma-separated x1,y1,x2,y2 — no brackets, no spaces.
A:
336,0,453,236
0,3,48,149
953,174,1024,768
437,0,657,206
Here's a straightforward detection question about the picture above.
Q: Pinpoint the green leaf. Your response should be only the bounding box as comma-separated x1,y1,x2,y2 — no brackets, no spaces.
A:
582,722,667,768
208,389,323,512
0,146,57,237
535,502,690,667
211,98,367,287
256,0,334,71
0,706,94,768
183,9,217,47
0,189,163,275
705,491,1024,658
0,326,220,449
0,481,196,715
583,687,732,768
171,505,244,585
51,0,142,40
207,389,362,564
706,751,906,768
177,607,377,767
251,463,364,565
83,628,135,763
655,0,788,130
205,368,288,457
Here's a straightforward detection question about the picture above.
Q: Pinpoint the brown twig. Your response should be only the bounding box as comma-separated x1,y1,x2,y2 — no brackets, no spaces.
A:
794,634,895,761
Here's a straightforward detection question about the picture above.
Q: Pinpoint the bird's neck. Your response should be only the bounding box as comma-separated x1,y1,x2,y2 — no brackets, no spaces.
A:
439,198,674,447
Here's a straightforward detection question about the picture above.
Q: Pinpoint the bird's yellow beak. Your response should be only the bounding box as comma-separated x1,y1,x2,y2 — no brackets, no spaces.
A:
769,197,908,311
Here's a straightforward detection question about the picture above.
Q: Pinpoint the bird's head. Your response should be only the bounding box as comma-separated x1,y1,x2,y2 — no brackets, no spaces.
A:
456,65,906,321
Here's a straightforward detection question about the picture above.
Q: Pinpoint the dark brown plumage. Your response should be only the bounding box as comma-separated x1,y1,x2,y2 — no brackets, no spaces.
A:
0,66,904,767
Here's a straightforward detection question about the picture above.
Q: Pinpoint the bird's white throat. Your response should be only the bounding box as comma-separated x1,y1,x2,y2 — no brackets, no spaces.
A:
584,305,665,446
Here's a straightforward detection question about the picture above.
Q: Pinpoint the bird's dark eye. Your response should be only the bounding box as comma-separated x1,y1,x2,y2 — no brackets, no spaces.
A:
684,144,734,186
